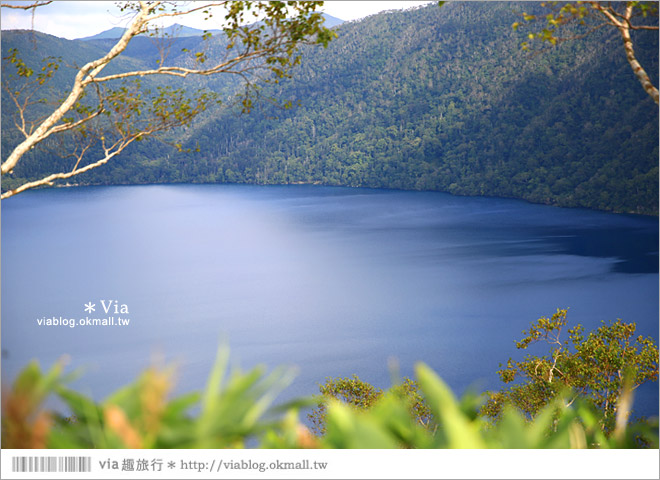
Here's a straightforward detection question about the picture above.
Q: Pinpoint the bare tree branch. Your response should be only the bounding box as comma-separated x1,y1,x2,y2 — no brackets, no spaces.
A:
517,1,658,104
2,149,120,199
0,1,52,9
590,1,659,104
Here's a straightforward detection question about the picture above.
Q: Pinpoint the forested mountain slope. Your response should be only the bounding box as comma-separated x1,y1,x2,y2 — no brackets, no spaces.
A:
2,2,658,214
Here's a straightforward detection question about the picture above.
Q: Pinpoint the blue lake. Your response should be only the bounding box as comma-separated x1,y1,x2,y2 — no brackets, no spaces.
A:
2,184,658,418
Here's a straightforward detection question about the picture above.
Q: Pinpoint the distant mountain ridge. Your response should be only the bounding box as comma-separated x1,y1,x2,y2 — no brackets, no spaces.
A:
78,24,224,41
78,27,127,40
78,14,344,41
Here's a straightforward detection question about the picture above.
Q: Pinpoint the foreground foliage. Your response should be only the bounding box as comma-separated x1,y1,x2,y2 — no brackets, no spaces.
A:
2,344,657,449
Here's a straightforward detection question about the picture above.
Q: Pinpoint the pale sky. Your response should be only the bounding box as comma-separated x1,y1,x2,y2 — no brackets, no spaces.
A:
1,1,432,40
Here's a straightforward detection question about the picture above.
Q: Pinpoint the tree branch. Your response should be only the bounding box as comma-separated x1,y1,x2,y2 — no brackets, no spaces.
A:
1,148,121,199
0,1,51,9
591,2,659,104
1,1,155,175
518,1,658,104
91,51,261,83
1,0,334,196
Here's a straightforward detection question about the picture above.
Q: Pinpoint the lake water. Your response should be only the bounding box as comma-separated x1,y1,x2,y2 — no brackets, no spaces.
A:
2,184,658,418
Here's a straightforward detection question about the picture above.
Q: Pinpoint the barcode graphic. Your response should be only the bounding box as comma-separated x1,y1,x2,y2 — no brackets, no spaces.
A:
11,456,91,473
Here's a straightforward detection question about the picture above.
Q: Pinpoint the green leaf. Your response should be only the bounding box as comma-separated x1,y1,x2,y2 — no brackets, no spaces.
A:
415,363,486,448
199,343,229,422
323,401,400,448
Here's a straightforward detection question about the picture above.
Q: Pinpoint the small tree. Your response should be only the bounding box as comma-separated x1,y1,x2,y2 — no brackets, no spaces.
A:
513,1,659,104
482,309,659,434
1,1,336,198
308,375,434,436
308,375,383,436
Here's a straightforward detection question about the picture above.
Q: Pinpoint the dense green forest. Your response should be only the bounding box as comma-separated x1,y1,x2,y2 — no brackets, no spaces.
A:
2,2,658,214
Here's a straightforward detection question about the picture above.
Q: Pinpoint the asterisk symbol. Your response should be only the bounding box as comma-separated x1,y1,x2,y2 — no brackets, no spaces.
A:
84,302,96,313
167,461,176,469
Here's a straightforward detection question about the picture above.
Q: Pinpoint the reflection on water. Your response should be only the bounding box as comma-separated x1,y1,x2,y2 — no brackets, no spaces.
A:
2,184,658,417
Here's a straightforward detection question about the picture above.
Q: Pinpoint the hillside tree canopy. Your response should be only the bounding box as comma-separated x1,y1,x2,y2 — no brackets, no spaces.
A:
2,2,657,215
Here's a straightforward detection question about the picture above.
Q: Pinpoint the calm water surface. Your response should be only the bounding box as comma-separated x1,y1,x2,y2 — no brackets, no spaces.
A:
2,184,658,416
